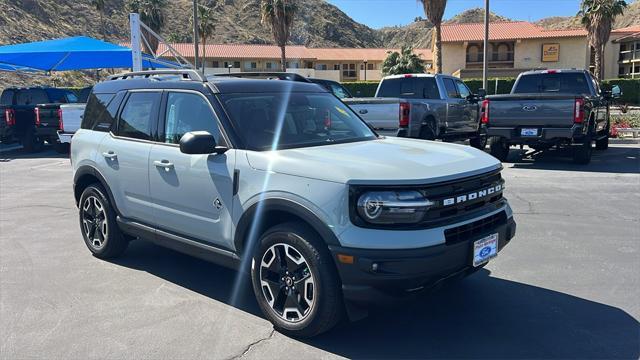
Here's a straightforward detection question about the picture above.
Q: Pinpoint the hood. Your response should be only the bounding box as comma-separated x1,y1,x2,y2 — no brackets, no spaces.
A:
245,137,501,185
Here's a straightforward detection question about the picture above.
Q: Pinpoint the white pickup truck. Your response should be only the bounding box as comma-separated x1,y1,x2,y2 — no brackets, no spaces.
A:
56,87,90,152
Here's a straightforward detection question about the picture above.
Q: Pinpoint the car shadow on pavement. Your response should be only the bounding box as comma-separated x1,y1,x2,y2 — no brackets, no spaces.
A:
0,147,68,162
506,144,639,174
114,240,639,359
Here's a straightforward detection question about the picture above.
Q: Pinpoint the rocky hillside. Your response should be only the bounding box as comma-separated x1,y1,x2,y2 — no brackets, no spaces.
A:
537,0,640,29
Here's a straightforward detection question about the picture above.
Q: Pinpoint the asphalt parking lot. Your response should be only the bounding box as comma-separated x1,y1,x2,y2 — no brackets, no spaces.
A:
1,143,639,359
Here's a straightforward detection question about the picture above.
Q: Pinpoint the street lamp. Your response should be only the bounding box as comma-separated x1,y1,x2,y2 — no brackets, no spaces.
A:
228,64,233,74
363,60,368,81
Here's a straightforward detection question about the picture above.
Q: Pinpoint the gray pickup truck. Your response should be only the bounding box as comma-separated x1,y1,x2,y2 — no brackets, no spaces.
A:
484,69,621,164
343,74,486,149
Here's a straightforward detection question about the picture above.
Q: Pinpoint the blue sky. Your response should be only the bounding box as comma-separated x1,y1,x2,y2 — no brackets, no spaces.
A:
326,0,584,29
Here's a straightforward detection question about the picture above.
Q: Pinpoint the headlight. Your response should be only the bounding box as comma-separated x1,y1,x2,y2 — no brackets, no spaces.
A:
356,190,433,225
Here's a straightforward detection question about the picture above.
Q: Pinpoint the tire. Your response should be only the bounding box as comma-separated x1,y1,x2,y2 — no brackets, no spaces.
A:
573,136,593,165
489,136,510,162
21,130,43,153
78,183,128,259
595,134,609,150
251,222,343,338
54,142,70,154
419,119,437,141
469,127,487,150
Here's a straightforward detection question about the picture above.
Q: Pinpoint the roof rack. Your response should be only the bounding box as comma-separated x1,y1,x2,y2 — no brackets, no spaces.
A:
109,69,207,82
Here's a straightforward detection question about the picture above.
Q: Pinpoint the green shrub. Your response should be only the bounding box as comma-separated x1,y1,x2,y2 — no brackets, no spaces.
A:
464,78,516,95
341,81,379,97
602,79,640,105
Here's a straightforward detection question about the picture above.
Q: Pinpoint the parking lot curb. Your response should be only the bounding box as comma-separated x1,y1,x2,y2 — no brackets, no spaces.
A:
610,138,640,144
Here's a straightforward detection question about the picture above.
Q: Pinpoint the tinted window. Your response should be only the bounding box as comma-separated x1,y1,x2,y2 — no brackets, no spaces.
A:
377,78,401,97
443,79,459,98
82,93,119,132
163,92,221,144
329,83,352,99
221,92,376,151
455,80,471,98
418,77,441,99
45,89,78,103
513,73,591,94
117,92,160,140
78,87,92,103
0,90,14,105
16,89,49,105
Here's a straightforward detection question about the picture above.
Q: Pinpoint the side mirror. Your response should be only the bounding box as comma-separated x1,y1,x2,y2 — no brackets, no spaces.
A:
477,88,487,98
179,131,227,155
611,85,622,99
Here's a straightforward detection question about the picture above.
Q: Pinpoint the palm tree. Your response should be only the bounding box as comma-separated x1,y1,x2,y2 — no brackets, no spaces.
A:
90,0,107,40
382,46,426,75
127,0,167,54
261,0,297,71
579,0,627,79
418,0,448,74
192,2,218,73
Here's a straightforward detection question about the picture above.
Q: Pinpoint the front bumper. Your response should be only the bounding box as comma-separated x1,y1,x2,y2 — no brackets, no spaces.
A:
330,215,516,306
487,125,584,143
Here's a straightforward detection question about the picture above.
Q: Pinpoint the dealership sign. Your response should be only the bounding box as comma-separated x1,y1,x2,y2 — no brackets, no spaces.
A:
542,43,560,62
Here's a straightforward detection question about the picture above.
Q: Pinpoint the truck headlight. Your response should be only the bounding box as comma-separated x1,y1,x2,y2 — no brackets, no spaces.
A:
356,191,433,225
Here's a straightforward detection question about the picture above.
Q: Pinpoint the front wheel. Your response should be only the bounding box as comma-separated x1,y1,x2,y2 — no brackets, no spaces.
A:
251,222,343,338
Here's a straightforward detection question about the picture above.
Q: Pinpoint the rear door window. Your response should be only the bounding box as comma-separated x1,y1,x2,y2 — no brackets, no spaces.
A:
16,89,49,105
82,92,122,132
418,77,441,99
443,79,460,98
116,92,161,140
376,78,402,97
455,80,471,99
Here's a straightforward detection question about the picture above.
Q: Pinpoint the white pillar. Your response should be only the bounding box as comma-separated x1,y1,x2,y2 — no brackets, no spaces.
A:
129,13,143,72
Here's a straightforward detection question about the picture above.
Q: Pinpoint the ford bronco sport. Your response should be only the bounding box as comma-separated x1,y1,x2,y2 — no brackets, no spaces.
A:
71,70,516,337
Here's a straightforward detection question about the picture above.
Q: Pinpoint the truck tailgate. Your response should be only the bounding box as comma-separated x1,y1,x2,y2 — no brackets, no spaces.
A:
488,94,576,127
343,98,400,129
59,103,86,134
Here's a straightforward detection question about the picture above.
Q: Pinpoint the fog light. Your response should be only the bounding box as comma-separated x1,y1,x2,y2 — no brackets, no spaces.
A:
371,263,379,272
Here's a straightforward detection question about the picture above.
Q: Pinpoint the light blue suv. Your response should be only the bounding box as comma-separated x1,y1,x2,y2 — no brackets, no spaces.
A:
71,70,516,337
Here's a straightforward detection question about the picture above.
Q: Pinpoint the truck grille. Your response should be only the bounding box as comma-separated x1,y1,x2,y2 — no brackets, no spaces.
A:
445,211,507,245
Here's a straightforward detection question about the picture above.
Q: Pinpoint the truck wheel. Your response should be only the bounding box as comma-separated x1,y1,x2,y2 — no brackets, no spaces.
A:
54,143,70,154
419,120,437,141
78,183,128,259
469,128,487,150
251,222,343,338
21,131,43,153
595,135,609,150
489,136,510,162
573,136,593,165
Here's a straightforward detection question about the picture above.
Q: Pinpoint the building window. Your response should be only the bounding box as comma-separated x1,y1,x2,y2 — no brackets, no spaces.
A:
223,61,229,68
266,62,272,69
466,44,482,63
212,61,220,68
234,61,240,68
494,42,513,61
251,62,257,69
367,63,375,70
334,64,340,70
342,63,356,78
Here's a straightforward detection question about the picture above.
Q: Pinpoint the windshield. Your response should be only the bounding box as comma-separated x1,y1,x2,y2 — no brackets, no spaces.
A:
221,92,376,151
513,73,591,95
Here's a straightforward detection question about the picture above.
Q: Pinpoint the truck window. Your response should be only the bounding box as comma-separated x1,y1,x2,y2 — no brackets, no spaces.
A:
418,77,440,99
513,73,591,95
378,77,440,99
45,89,78,103
443,78,460,98
16,89,49,105
455,80,471,98
0,90,14,105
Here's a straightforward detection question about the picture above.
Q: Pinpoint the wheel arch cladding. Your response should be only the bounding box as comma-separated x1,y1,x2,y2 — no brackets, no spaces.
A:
234,198,341,256
73,166,119,215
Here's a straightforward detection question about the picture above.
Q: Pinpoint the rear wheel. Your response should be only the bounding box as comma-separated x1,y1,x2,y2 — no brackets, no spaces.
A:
489,136,510,162
573,136,593,164
419,119,437,141
251,222,343,338
21,130,43,153
78,183,128,259
54,142,70,153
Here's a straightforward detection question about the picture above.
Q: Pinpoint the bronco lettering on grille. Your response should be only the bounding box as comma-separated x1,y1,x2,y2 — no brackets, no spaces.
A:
443,184,502,206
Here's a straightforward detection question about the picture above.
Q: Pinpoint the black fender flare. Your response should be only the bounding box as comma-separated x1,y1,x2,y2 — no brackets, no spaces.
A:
73,165,120,215
233,198,340,254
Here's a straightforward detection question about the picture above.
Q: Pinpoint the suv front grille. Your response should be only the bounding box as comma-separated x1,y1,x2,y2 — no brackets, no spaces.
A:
444,211,507,245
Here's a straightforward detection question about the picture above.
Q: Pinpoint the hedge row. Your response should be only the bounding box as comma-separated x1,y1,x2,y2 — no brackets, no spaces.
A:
342,78,640,104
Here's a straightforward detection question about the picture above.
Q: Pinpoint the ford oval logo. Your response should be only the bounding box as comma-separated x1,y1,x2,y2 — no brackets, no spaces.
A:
480,246,492,257
522,105,538,112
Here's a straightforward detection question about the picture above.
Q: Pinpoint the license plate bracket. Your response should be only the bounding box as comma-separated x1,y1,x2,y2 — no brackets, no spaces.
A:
473,233,499,267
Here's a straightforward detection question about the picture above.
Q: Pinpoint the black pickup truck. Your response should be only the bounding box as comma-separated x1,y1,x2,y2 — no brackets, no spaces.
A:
0,87,80,152
483,69,620,164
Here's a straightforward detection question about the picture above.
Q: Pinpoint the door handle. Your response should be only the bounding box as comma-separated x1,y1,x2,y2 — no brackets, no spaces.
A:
154,160,174,171
102,151,117,160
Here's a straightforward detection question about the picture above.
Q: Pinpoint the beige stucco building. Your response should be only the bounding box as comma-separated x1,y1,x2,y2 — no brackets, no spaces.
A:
603,25,640,79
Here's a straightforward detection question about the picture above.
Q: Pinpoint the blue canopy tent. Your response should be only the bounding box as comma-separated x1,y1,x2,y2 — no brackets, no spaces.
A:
0,36,180,72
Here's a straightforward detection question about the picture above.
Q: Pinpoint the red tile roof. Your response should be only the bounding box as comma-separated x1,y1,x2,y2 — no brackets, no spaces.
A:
441,21,587,42
123,43,433,61
612,25,640,34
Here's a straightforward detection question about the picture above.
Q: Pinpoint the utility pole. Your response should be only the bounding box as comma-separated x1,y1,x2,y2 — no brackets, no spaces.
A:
482,0,490,91
193,0,199,72
129,13,142,72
